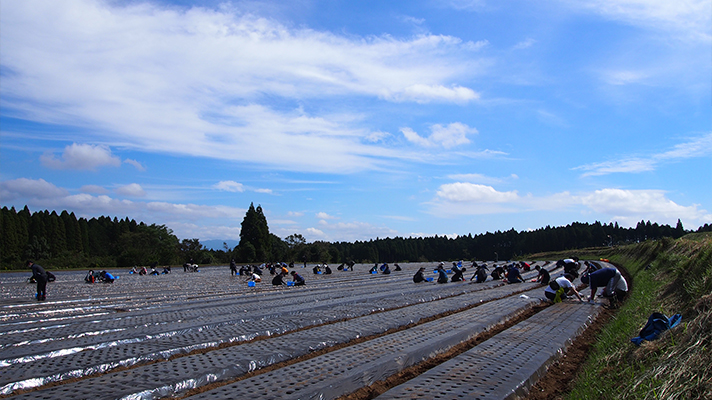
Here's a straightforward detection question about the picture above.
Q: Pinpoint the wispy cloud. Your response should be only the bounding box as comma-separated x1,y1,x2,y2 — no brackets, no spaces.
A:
574,133,712,176
214,181,245,193
564,0,712,42
124,159,146,171
513,38,536,50
401,122,478,148
0,0,486,173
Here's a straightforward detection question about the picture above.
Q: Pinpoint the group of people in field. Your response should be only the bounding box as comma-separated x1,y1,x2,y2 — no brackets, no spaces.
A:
411,257,628,308
25,256,627,308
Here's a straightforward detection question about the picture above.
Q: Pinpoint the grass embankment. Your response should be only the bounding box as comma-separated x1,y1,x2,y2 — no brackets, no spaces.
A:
560,234,712,399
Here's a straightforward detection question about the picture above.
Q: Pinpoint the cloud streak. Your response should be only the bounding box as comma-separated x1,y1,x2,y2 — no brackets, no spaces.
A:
574,133,712,176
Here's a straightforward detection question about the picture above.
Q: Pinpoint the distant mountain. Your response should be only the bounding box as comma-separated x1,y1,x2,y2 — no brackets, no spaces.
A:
200,239,239,251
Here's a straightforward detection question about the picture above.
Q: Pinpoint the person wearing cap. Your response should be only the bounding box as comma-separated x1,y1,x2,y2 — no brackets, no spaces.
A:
544,273,584,302
436,264,449,283
26,260,48,301
290,271,305,286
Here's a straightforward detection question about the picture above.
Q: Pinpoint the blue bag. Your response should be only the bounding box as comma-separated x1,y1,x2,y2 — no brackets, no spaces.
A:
631,312,681,346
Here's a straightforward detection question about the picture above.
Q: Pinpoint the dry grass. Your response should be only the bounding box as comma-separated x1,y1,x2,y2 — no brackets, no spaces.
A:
629,294,712,400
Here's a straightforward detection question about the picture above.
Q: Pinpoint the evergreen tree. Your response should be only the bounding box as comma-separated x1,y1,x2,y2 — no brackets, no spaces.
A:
236,203,271,262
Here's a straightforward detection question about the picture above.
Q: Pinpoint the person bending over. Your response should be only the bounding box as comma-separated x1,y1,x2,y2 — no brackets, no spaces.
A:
544,273,583,303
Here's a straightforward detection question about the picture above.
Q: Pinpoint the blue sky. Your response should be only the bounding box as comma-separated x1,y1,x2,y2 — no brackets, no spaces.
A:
1,0,710,244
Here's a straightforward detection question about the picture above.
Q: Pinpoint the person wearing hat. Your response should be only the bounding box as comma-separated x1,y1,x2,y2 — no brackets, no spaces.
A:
436,263,449,283
26,260,48,301
413,267,427,283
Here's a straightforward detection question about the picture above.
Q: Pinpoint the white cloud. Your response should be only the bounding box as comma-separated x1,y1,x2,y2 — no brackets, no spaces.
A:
364,131,391,143
600,69,651,86
566,0,712,42
580,188,711,227
115,183,146,197
214,181,245,192
389,84,479,104
436,183,518,203
513,38,536,50
39,143,121,170
0,178,68,200
287,211,304,217
575,159,656,177
401,122,477,148
254,188,273,194
657,133,712,160
574,133,712,176
427,181,711,228
0,1,486,173
316,212,337,220
305,227,325,238
124,159,146,171
446,0,487,11
445,173,515,185
305,220,399,242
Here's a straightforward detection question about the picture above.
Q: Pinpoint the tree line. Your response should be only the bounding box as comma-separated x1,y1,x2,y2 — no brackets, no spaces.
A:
2,203,707,270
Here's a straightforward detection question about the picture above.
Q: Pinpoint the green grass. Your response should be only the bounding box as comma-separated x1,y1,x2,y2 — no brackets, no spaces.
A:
564,236,712,399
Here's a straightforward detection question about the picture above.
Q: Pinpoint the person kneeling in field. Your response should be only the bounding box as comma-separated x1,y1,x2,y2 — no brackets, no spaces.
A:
290,271,305,286
413,267,427,283
272,271,287,286
544,274,583,303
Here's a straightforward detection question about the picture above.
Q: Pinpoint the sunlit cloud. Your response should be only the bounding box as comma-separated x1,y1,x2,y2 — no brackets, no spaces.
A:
579,188,711,227
0,178,68,200
214,181,245,192
0,0,486,173
39,143,121,171
436,182,518,203
115,183,146,197
428,182,712,228
401,122,477,148
316,212,338,220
